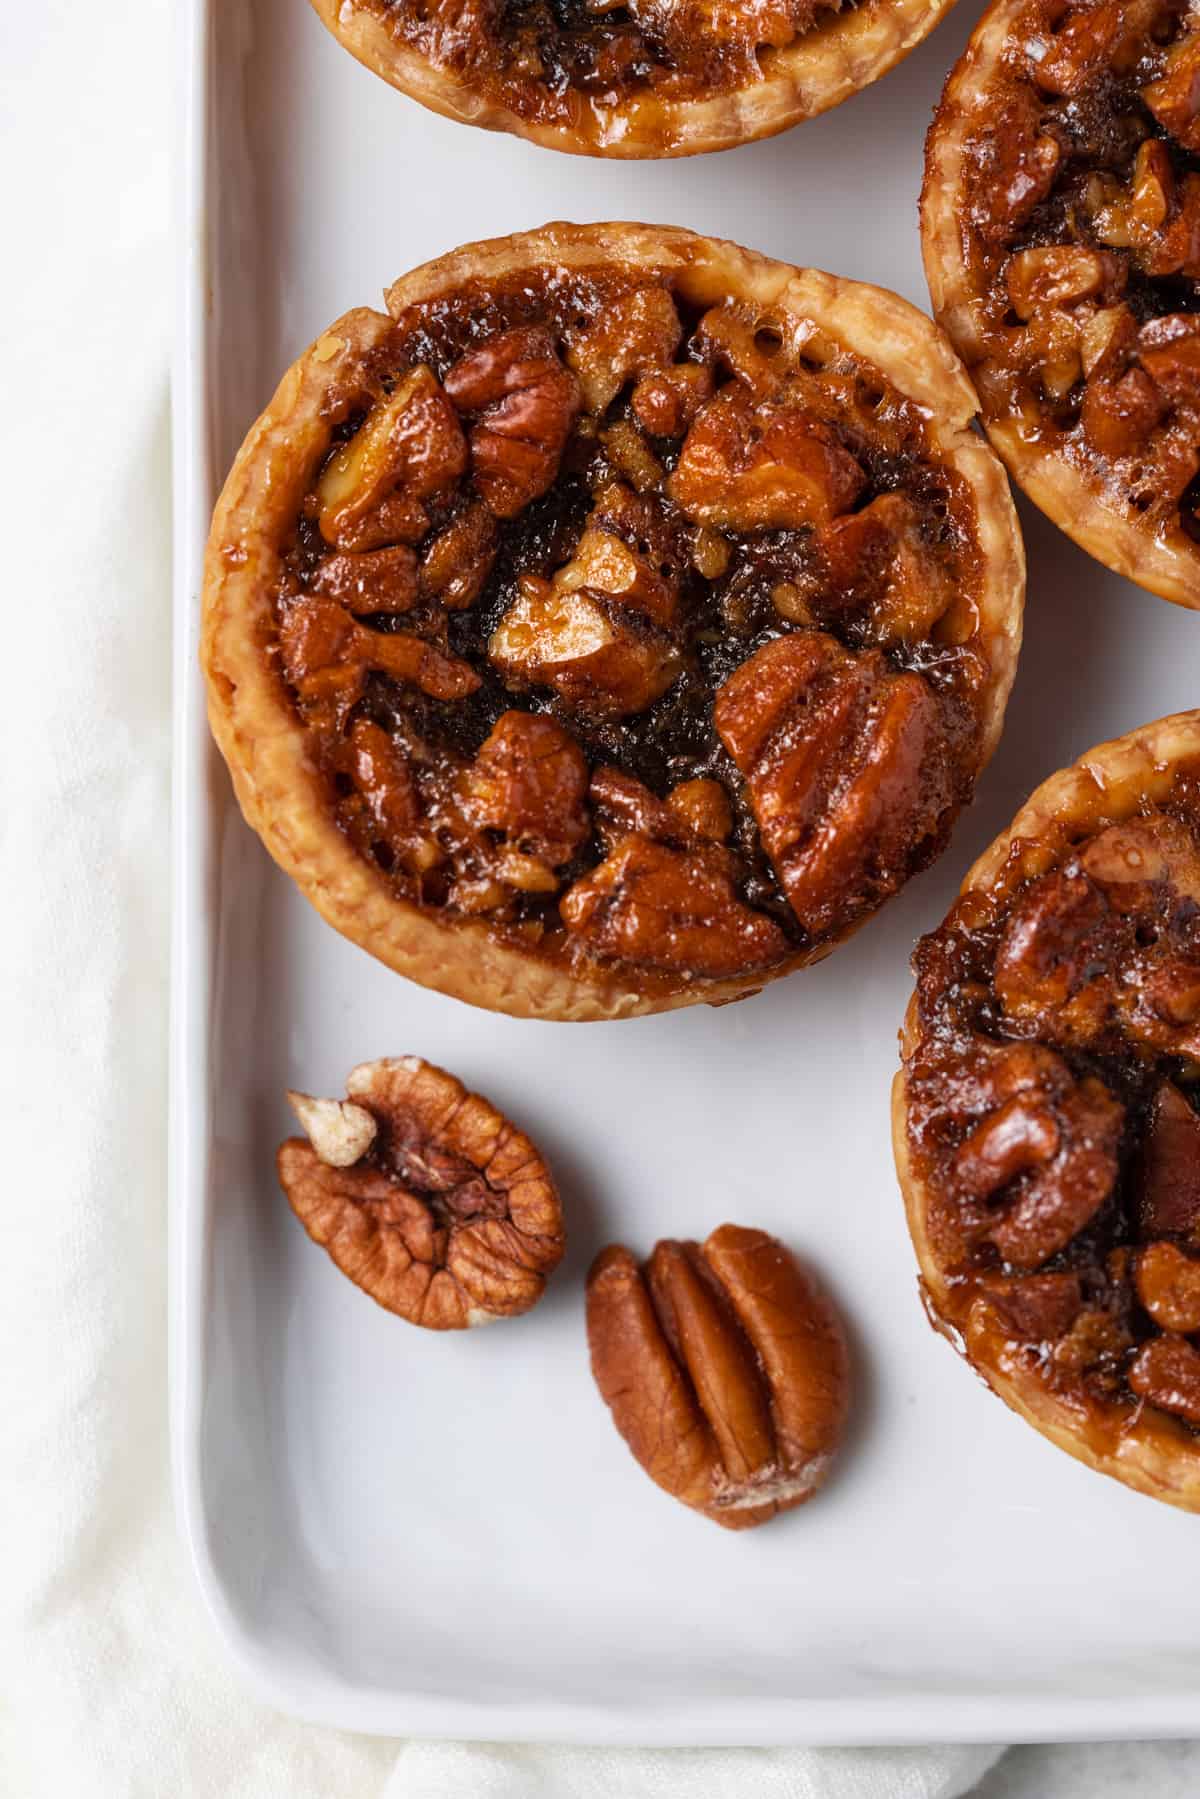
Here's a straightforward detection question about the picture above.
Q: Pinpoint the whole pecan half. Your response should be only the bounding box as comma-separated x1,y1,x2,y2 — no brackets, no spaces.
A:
714,630,956,940
586,1224,850,1529
277,1058,565,1329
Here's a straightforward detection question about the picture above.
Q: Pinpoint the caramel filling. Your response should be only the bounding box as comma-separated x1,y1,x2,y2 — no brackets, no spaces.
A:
274,266,989,989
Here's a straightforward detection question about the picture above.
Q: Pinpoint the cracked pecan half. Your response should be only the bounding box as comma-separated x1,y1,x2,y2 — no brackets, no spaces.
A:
897,711,1200,1511
586,1224,850,1529
277,1057,564,1329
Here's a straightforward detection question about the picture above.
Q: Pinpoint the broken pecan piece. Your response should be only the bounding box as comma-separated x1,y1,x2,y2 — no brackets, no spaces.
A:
586,1225,850,1529
444,326,581,520
668,386,865,532
561,834,787,979
1129,1333,1200,1428
317,366,467,549
565,285,681,413
993,816,1200,1058
277,1058,564,1329
1135,1241,1200,1334
312,545,419,615
279,594,480,701
457,711,590,869
1137,1081,1200,1241
488,573,680,720
1143,25,1200,151
418,502,498,610
815,493,957,646
949,1049,1123,1269
714,632,955,940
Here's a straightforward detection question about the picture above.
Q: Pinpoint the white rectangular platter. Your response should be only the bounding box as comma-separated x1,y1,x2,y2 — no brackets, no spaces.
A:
172,0,1200,1743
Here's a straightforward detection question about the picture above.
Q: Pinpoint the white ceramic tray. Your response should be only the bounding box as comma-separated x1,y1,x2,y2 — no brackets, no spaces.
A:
172,0,1200,1743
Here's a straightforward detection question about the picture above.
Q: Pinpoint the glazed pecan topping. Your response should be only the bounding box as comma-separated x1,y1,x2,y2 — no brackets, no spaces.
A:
444,326,581,519
565,286,682,413
457,711,590,870
317,366,467,549
714,632,956,938
561,833,787,978
278,1058,565,1329
586,1225,850,1529
1129,1333,1200,1427
993,816,1200,1058
947,1043,1123,1269
669,386,866,532
1137,1080,1200,1240
279,593,481,703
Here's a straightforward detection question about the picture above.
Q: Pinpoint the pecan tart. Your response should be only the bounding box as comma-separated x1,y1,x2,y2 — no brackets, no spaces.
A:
895,711,1200,1508
924,0,1200,609
202,223,1024,1021
309,0,960,158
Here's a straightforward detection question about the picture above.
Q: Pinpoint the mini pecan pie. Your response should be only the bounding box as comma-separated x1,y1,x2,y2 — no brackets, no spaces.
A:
895,710,1200,1507
587,1224,851,1528
203,223,1024,1020
924,0,1200,609
309,0,959,157
278,1057,565,1328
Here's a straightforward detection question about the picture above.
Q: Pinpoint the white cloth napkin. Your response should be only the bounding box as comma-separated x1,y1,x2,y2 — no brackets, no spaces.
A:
2,2,1196,1794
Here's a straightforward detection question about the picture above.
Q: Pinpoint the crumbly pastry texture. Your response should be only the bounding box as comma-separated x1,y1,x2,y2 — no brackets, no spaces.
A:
203,223,1023,1020
309,0,959,157
895,711,1200,1508
924,0,1200,609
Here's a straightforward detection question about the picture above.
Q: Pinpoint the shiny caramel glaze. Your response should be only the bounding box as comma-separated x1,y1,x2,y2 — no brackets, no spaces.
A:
900,723,1200,1492
924,0,1200,605
273,265,993,997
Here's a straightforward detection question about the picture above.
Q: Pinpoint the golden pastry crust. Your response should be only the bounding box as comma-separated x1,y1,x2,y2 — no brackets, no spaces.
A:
310,0,959,158
923,0,1200,611
203,222,1023,1021
894,710,1200,1509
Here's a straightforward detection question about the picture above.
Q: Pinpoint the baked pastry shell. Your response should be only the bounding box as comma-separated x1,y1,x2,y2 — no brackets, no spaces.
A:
922,0,1200,612
892,709,1200,1509
310,0,959,158
202,221,1024,1021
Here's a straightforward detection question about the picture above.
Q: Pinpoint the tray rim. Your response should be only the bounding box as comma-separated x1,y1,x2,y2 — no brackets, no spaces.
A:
169,0,1200,1744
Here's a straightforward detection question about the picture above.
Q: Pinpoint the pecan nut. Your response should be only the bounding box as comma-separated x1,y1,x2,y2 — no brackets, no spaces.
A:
586,1225,850,1529
457,710,590,870
316,366,467,549
561,832,787,978
714,631,955,940
279,593,481,702
993,816,1200,1058
943,1040,1123,1270
277,1057,565,1329
1129,1333,1200,1428
667,386,865,532
444,326,581,519
1137,1080,1200,1240
565,285,681,413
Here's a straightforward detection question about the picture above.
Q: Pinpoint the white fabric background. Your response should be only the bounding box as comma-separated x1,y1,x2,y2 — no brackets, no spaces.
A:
1,1,1196,1793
